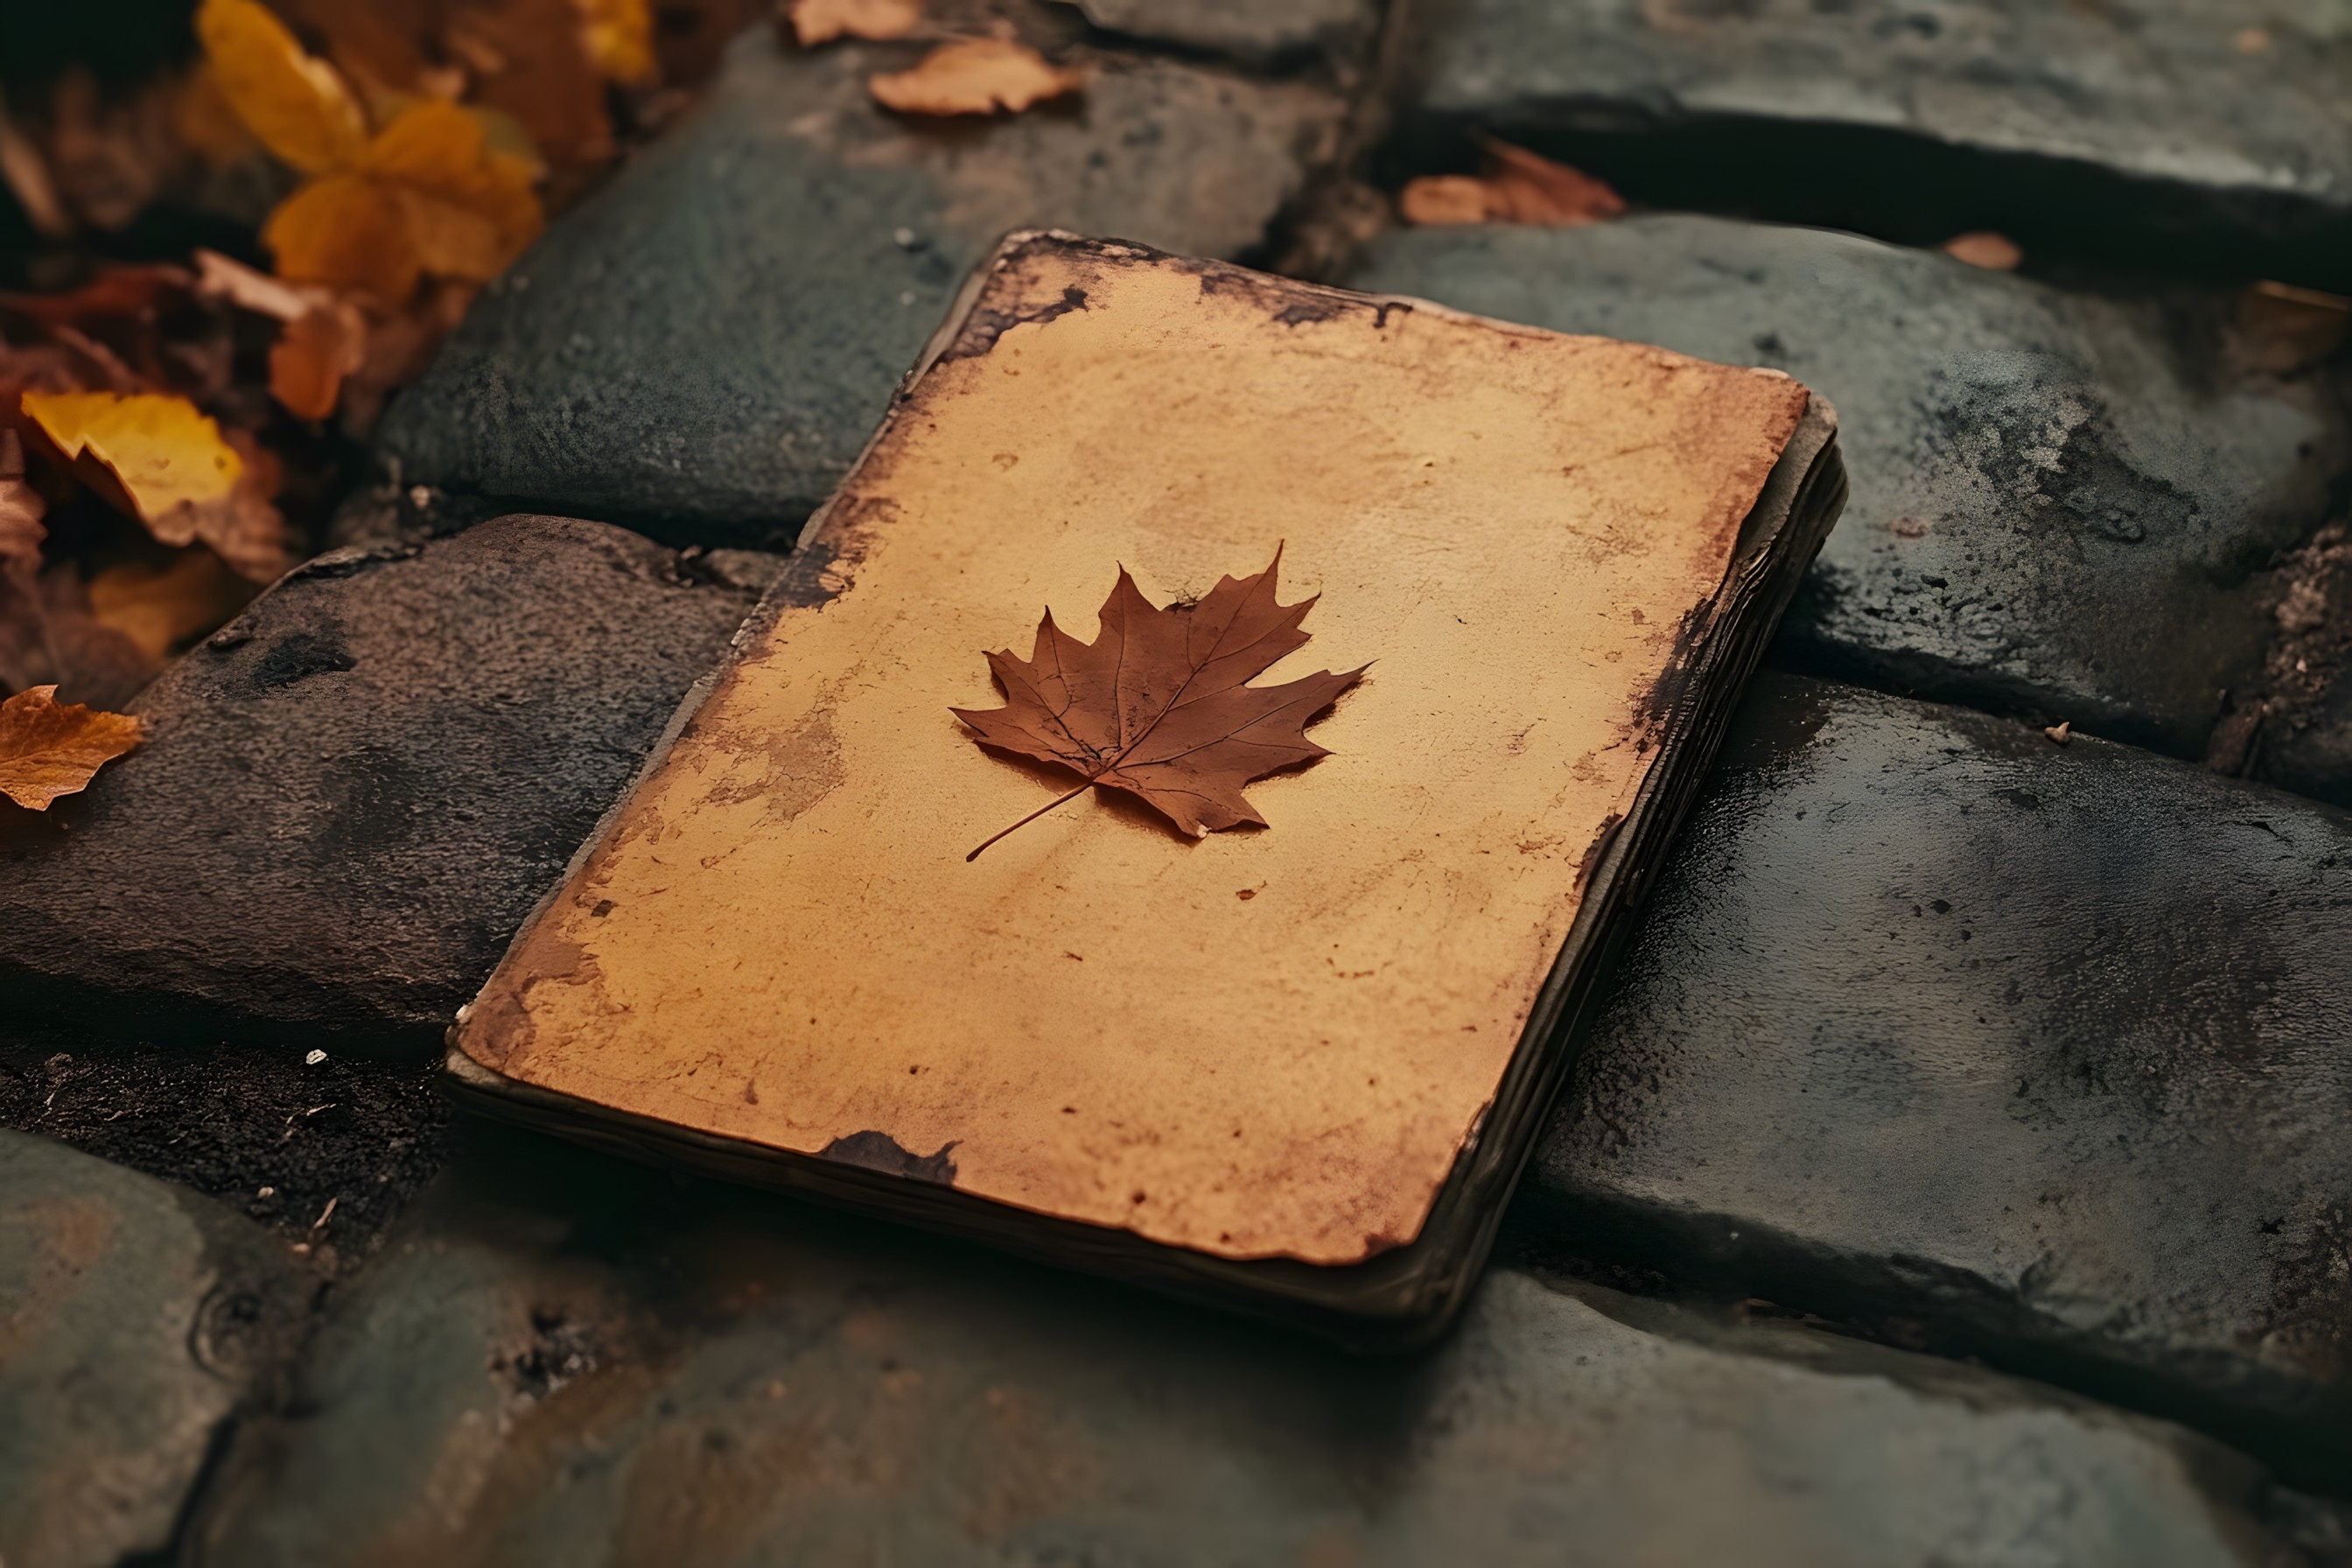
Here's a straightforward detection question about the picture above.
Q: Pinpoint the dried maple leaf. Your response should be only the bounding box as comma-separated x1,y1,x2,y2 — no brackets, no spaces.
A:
870,38,1082,117
954,550,1365,859
792,0,922,46
1400,140,1626,228
0,684,144,810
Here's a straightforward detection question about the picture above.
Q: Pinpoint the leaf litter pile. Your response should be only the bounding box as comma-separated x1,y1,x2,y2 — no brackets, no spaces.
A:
0,0,755,806
0,0,1131,814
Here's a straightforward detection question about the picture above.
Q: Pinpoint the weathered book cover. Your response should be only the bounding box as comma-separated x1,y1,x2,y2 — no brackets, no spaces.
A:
445,231,1845,1342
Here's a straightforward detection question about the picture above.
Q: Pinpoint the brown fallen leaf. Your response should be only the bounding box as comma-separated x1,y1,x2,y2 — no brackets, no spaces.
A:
1943,231,2022,270
0,262,234,408
88,548,259,662
190,248,373,422
1400,140,1626,228
954,549,1366,858
0,89,73,240
870,38,1082,117
2228,279,2348,376
0,429,43,565
29,565,159,708
791,0,922,46
0,430,51,694
0,683,144,809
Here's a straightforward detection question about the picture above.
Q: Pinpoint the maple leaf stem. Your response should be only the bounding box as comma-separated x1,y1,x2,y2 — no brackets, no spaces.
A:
965,774,1102,862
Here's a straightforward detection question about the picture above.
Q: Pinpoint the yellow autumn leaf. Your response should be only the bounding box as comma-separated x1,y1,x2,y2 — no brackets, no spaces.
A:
18,391,290,581
195,0,369,175
263,101,542,301
0,684,144,810
577,0,657,84
20,389,243,517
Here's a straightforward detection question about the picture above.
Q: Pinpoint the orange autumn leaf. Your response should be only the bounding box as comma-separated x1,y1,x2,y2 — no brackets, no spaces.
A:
195,0,369,175
359,100,544,281
270,303,371,420
262,101,542,304
0,683,144,810
792,0,921,46
1943,231,2022,270
18,390,290,581
870,38,1082,116
1400,141,1626,228
192,248,370,422
264,170,419,302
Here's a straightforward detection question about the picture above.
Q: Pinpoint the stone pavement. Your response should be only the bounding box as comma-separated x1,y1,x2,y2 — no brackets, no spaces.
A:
5,3,2351,1562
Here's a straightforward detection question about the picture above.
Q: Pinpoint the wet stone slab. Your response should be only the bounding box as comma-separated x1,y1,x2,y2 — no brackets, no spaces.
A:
1515,671,2352,1495
194,1130,2309,1567
0,1130,308,1568
1345,217,2350,759
0,515,769,1060
375,22,1345,546
1399,0,2352,288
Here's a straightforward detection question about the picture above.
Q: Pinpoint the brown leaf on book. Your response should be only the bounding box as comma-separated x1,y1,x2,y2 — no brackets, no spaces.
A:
0,683,144,809
1399,140,1626,228
954,550,1366,858
869,38,1081,116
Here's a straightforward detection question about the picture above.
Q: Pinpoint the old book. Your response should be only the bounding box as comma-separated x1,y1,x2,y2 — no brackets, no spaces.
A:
444,231,1846,1344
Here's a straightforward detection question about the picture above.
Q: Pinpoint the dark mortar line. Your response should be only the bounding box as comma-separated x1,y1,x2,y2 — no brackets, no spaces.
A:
1503,1185,2352,1500
1367,105,2352,295
1758,626,2189,758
